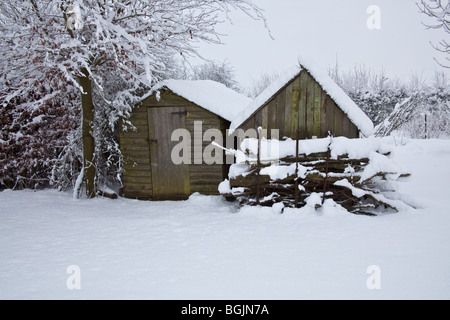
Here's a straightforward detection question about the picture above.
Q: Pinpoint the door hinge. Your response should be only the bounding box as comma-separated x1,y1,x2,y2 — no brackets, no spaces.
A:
171,110,187,115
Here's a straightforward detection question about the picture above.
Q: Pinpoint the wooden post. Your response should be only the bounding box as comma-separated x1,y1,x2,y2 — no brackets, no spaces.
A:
294,129,300,208
256,127,262,205
322,136,332,205
424,113,428,139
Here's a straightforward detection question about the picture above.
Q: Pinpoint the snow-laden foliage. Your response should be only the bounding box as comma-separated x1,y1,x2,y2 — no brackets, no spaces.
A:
328,64,450,138
0,81,80,190
376,81,450,138
0,0,267,192
328,64,409,126
189,60,240,92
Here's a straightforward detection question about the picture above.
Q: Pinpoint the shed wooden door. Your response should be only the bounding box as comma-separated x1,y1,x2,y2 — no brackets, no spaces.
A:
147,107,189,200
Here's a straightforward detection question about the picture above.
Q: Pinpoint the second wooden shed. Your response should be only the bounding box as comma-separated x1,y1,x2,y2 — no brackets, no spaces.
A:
230,54,374,139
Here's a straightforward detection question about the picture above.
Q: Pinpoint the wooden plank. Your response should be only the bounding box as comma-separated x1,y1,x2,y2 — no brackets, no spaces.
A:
129,111,151,121
255,110,262,128
349,122,359,138
284,82,293,138
320,91,328,138
345,120,357,138
128,117,148,125
313,81,322,138
119,137,149,146
276,89,286,137
267,99,277,137
186,105,220,116
325,96,335,137
190,184,221,193
189,165,223,173
124,156,151,165
121,191,152,200
122,175,153,184
190,173,224,181
122,187,152,195
120,144,149,152
123,163,151,171
244,117,255,132
119,130,148,139
187,113,221,122
122,149,150,158
187,109,221,118
189,178,223,186
261,105,269,130
333,105,344,137
123,183,153,191
190,175,223,182
220,118,231,131
298,71,307,138
342,114,350,137
122,170,151,178
290,77,300,137
305,73,315,138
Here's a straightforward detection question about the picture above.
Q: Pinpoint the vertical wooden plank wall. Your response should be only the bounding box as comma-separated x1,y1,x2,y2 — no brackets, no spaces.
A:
237,69,360,140
298,71,307,138
313,81,322,137
305,72,315,138
290,78,300,135
186,104,227,195
119,105,153,199
283,82,293,137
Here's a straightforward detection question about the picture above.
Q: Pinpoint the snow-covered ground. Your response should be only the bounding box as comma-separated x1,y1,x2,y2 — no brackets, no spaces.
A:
1,138,449,300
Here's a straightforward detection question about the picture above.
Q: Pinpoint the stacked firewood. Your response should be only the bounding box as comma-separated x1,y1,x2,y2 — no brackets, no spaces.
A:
219,137,411,216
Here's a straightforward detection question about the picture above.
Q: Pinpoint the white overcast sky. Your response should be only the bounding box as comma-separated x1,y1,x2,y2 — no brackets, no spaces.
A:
192,0,449,88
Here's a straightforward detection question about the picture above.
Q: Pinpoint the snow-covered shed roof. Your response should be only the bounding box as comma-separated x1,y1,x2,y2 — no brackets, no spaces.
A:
145,79,252,122
230,54,374,137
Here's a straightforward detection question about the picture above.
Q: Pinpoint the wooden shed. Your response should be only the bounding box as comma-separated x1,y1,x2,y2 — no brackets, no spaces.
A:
119,80,251,200
230,55,374,139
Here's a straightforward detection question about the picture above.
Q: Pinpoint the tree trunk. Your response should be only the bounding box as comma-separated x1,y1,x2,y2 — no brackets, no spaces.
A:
79,68,96,198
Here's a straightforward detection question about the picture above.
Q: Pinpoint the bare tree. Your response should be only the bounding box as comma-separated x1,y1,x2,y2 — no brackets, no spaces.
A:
418,0,450,68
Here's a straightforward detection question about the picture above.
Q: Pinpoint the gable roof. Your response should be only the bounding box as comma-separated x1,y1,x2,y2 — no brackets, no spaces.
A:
230,54,374,137
144,79,252,122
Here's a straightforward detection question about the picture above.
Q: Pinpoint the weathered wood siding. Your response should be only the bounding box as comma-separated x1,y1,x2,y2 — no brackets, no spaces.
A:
119,90,227,200
120,105,152,200
238,70,359,139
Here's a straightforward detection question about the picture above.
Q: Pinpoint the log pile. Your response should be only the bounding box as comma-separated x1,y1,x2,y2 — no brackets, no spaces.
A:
220,136,412,216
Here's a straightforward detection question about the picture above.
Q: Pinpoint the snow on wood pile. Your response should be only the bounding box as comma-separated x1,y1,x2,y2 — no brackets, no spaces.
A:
219,136,412,216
